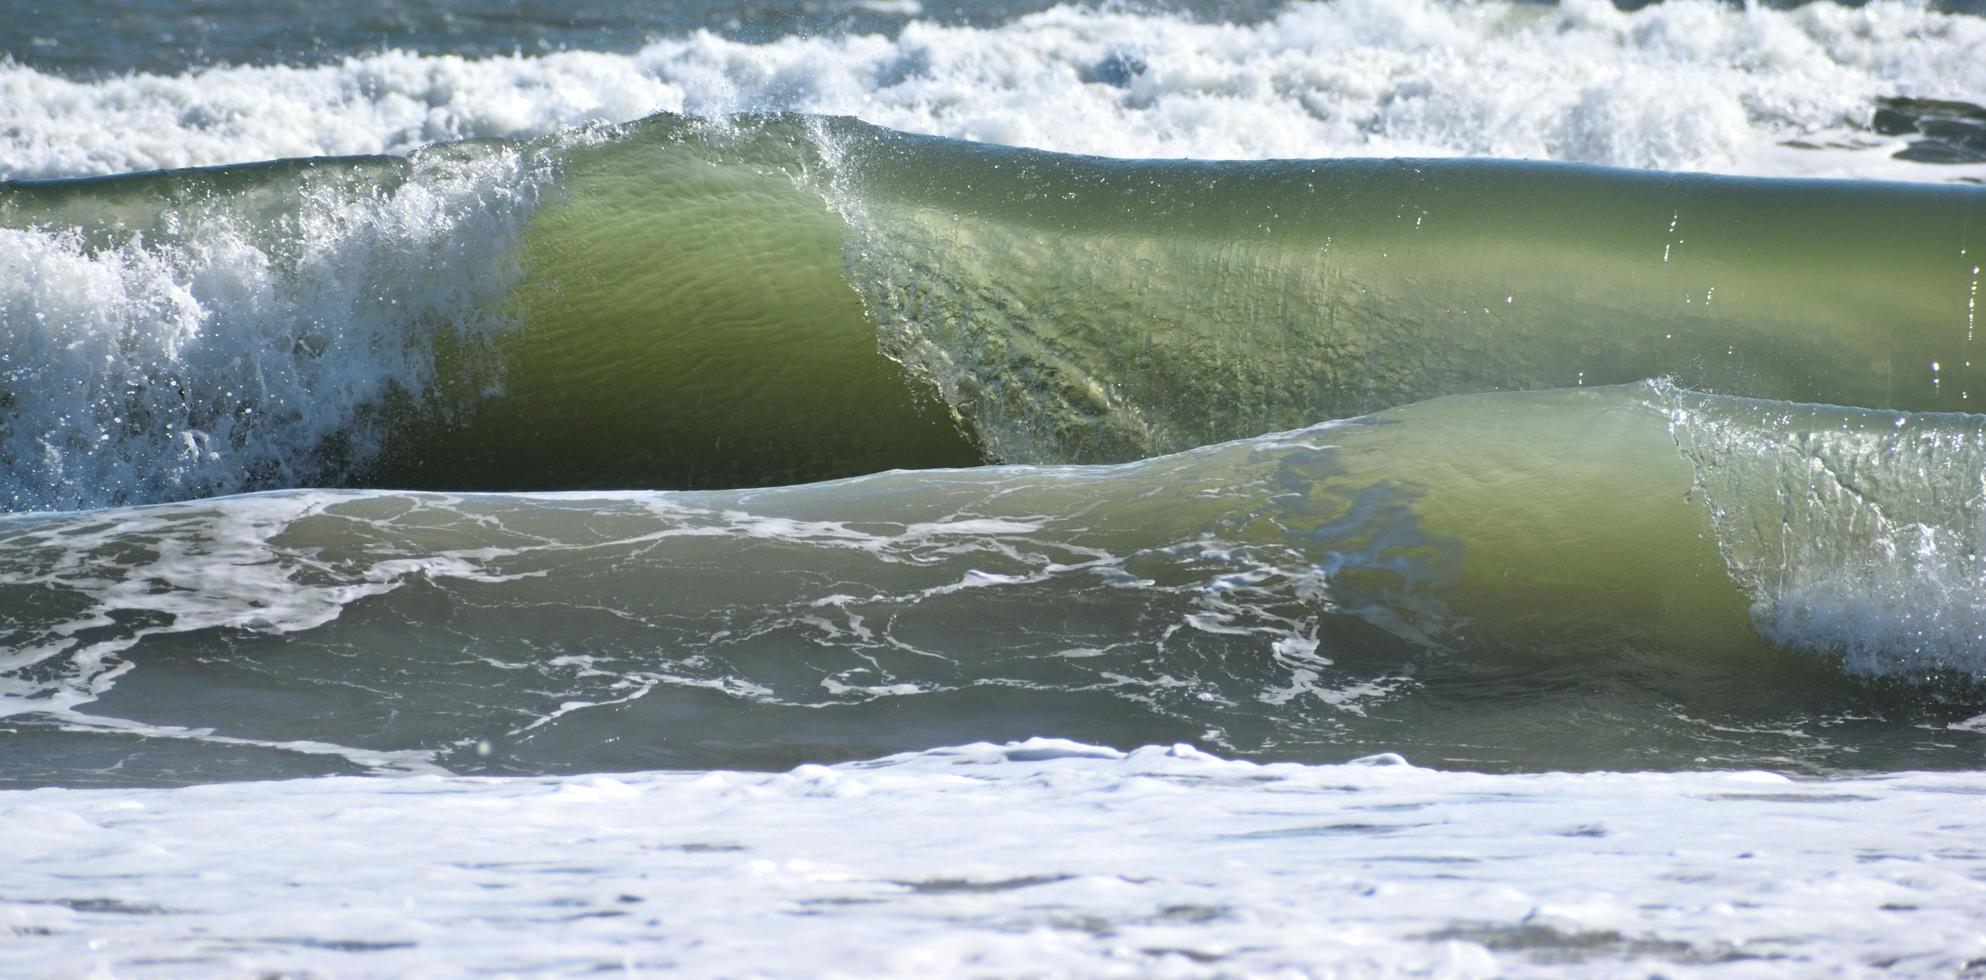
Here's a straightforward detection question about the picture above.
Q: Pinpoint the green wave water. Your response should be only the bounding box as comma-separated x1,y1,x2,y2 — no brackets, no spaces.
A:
5,113,1984,504
2,383,1982,786
6,116,1986,785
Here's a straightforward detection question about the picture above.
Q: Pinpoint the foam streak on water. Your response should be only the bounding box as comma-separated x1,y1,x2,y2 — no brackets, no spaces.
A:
1,385,1982,783
4,0,1985,181
1,740,1982,977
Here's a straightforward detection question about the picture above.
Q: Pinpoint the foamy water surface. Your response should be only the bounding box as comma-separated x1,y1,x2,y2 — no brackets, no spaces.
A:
5,740,1985,977
4,0,1985,180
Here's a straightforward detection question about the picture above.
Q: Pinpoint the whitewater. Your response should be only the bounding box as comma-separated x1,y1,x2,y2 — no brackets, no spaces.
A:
8,742,1986,976
6,0,1986,181
4,0,1986,975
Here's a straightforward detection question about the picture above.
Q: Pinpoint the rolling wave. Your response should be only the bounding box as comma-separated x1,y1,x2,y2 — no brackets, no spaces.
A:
1,382,1980,784
4,113,1983,508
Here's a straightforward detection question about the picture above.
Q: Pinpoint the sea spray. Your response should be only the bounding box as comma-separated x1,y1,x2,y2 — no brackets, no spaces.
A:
0,145,555,510
6,1,1986,182
1668,388,1986,677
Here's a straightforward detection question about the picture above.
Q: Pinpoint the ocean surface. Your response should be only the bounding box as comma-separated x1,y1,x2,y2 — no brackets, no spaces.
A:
5,0,1986,974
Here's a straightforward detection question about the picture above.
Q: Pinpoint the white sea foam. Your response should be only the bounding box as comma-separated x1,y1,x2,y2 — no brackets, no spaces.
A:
1664,385,1986,678
0,149,546,511
1,740,1982,976
4,0,1984,180
0,491,511,729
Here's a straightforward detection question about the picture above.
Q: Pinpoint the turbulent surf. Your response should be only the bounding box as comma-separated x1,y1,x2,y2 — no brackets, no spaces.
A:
5,2,1986,975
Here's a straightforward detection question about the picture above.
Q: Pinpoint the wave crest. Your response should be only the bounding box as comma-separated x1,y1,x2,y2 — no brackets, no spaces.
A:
0,148,548,510
1668,386,1986,678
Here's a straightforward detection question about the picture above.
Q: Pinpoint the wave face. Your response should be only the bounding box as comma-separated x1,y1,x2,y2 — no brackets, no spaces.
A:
824,118,1986,461
2,383,1981,787
6,114,1982,507
6,1,1986,182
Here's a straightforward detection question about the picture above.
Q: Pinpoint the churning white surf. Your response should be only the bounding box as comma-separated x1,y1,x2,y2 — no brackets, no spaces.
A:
0,148,549,511
4,0,1984,181
3,740,1984,977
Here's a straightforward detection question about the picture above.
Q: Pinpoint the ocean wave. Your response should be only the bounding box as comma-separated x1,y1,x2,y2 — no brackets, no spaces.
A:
1,383,1981,783
5,114,1980,508
4,0,1985,180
